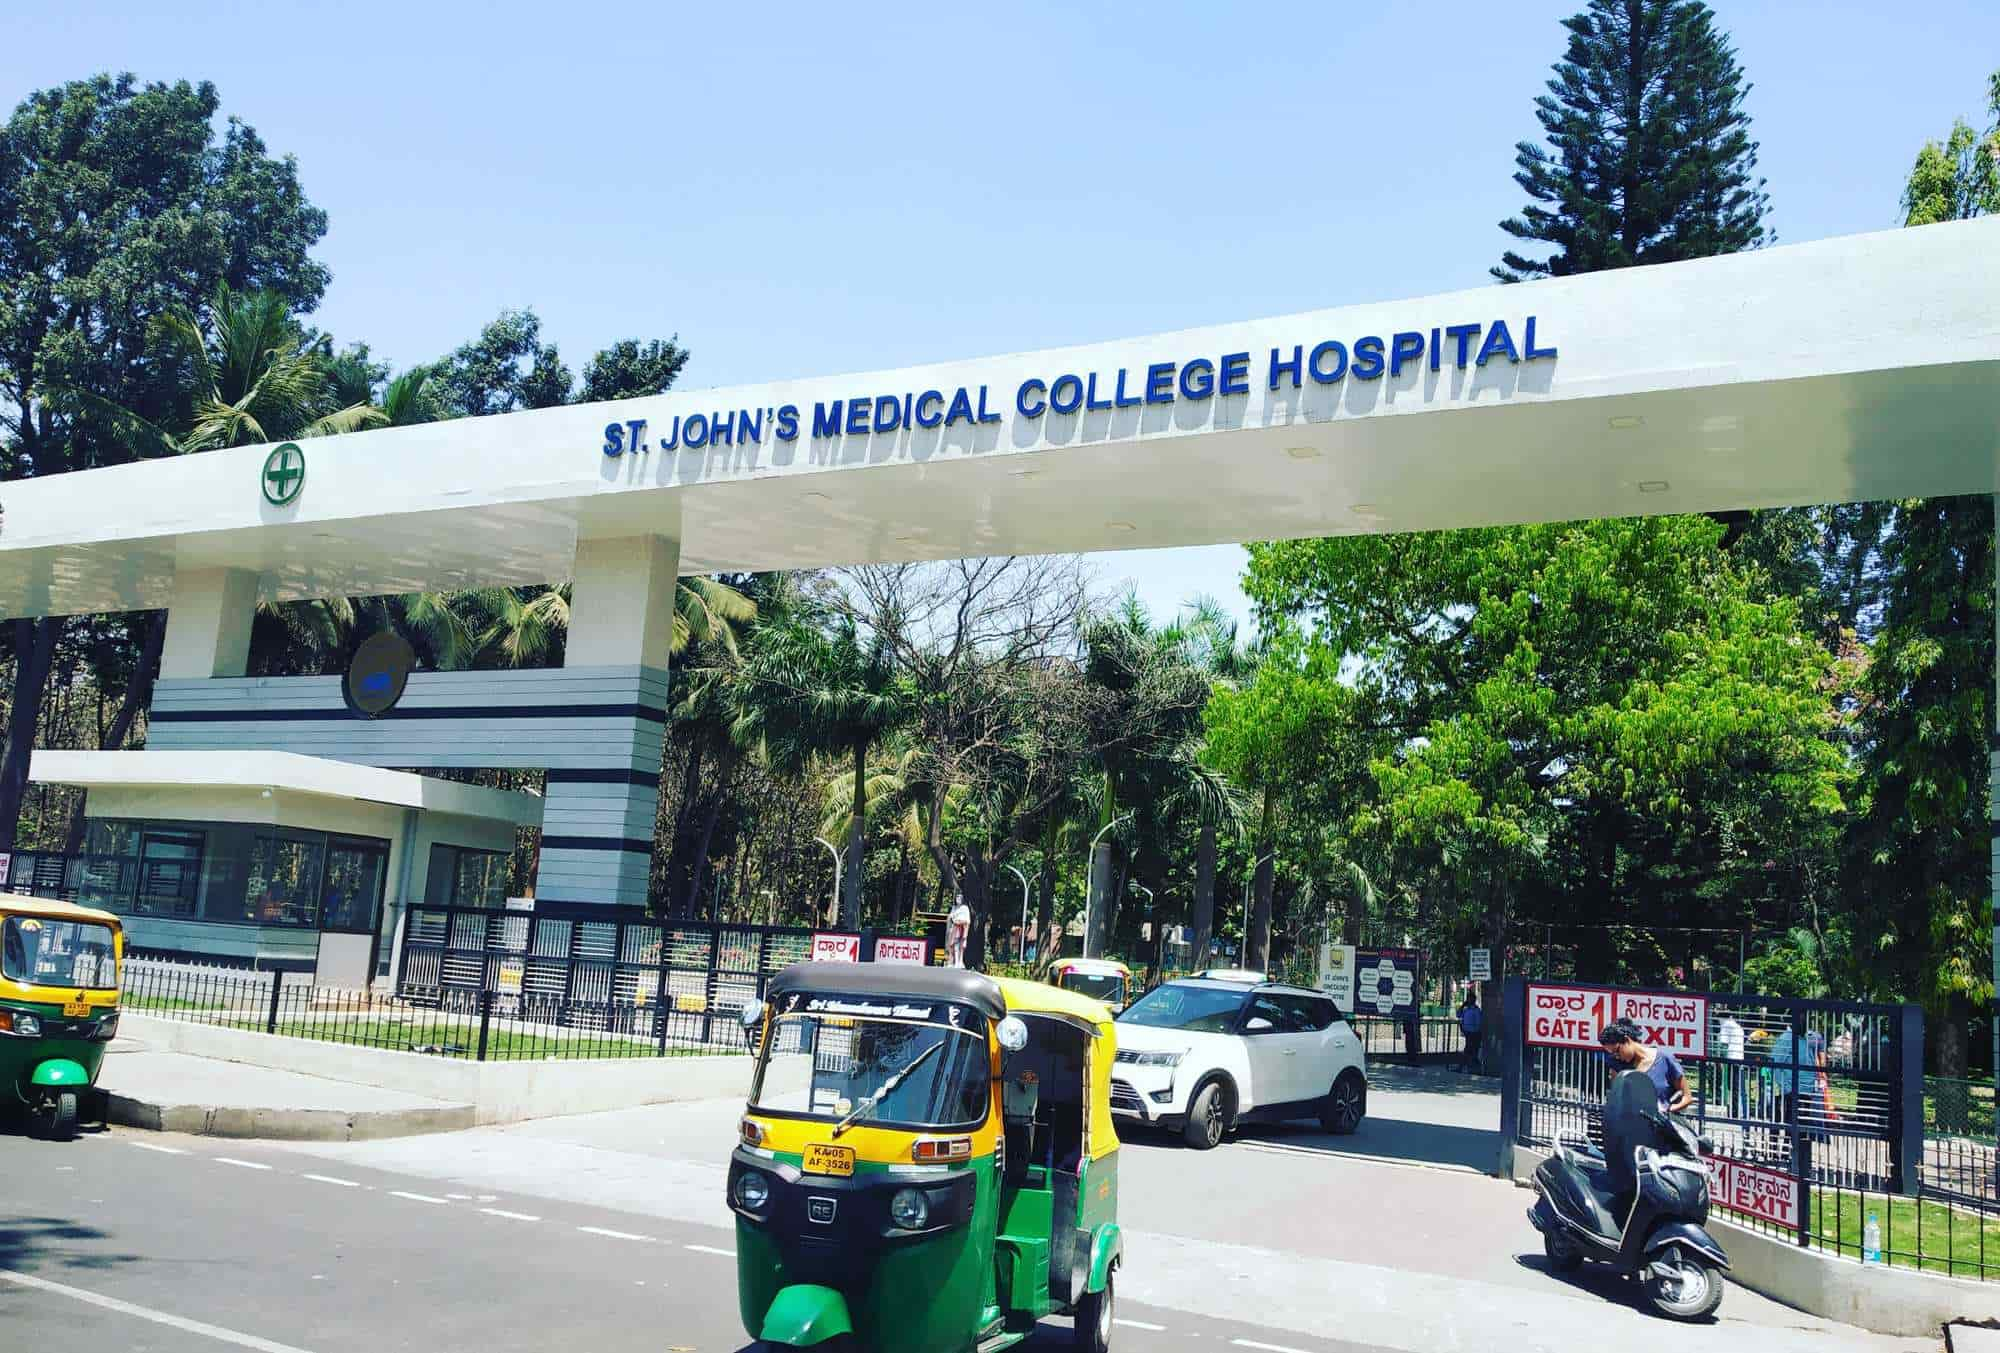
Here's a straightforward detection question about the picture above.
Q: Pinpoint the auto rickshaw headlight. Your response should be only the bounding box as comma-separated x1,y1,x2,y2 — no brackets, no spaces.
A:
93,1012,120,1041
733,1170,770,1212
889,1187,929,1230
0,1010,39,1037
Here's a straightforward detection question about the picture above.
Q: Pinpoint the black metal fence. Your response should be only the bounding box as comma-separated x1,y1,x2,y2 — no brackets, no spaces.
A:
394,903,935,1054
125,956,723,1062
1499,976,2000,1279
1353,1014,1470,1065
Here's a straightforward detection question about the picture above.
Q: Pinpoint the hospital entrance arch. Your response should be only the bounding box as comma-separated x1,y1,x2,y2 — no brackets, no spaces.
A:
1,218,1995,983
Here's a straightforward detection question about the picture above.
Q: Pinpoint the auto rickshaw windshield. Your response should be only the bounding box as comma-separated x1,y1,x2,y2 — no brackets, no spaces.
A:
2,917,119,990
1059,972,1125,1003
750,1008,989,1132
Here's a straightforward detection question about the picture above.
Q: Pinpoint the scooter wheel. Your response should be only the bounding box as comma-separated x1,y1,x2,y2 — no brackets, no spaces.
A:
1542,1230,1583,1274
51,1091,79,1142
1645,1246,1723,1321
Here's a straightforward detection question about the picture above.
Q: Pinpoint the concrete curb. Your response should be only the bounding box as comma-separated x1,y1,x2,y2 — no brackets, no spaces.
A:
106,1091,476,1141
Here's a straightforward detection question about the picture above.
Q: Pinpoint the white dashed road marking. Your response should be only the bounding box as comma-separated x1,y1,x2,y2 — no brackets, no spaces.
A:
302,1174,361,1188
214,1157,273,1171
388,1190,449,1204
578,1226,656,1242
125,1140,187,1155
1,1269,322,1353
1233,1340,1316,1353
684,1244,735,1258
480,1208,540,1222
1116,1318,1168,1331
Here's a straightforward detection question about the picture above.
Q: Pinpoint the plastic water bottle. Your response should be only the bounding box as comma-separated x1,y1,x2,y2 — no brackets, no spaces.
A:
1863,1212,1882,1264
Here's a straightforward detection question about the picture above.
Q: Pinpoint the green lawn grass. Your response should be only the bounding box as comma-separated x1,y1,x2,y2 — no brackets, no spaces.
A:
125,992,233,1014
1811,1189,2000,1277
262,1013,694,1060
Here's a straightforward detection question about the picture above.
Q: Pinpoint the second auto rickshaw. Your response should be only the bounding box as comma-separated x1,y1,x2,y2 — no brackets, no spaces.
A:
730,963,1123,1351
1047,958,1132,1013
1,894,122,1140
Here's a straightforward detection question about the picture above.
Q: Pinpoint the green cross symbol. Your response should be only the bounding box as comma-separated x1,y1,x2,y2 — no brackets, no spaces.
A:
262,442,305,506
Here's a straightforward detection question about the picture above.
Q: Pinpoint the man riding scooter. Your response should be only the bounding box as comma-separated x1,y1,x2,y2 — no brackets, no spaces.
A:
1526,1021,1730,1321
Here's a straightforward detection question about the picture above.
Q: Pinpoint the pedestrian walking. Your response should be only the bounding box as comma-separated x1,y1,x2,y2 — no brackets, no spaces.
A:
1458,990,1484,1072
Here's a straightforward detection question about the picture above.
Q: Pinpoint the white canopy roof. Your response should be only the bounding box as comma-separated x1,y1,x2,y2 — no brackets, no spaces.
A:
1,217,1995,620
30,750,543,827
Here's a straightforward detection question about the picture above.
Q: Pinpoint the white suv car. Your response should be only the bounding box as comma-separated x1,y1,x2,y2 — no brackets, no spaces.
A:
1110,977,1367,1149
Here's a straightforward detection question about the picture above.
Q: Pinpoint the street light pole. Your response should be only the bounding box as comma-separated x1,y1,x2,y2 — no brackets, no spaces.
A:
814,836,842,928
1085,811,1133,960
1005,864,1030,964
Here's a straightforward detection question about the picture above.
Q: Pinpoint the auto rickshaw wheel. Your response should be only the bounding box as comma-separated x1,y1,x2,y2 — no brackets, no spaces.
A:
1073,1260,1115,1352
49,1091,78,1141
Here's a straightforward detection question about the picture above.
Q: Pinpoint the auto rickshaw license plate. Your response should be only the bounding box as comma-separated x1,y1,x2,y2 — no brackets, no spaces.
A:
62,999,89,1017
803,1143,855,1177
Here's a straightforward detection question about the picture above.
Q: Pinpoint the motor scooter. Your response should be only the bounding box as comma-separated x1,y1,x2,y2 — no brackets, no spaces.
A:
1526,1068,1729,1321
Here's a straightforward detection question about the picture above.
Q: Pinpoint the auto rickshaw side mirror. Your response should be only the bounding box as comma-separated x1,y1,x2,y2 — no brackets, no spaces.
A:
738,998,767,1030
996,1015,1029,1054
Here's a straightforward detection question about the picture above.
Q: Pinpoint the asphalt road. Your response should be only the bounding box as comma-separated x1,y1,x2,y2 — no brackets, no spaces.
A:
1,1127,1398,1353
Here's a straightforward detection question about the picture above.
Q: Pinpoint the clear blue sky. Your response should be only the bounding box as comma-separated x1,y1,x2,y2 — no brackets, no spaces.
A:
8,2,1997,633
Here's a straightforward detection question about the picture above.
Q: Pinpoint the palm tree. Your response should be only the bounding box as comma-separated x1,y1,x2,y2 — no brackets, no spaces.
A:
733,609,912,928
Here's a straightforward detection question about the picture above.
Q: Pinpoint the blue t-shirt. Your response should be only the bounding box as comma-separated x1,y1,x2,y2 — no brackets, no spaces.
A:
1642,1049,1684,1109
1459,1005,1483,1034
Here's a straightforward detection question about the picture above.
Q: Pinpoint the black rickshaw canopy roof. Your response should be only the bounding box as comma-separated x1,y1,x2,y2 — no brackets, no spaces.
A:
767,962,1007,1022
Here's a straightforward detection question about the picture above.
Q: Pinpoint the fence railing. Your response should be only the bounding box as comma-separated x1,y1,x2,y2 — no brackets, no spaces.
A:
1353,1015,1468,1065
1500,976,2000,1280
393,903,934,1048
124,958,737,1062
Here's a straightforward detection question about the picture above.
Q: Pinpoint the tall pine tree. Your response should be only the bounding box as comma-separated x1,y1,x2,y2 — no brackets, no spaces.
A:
1496,0,1769,281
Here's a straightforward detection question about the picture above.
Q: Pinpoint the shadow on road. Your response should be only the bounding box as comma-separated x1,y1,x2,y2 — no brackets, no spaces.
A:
0,1215,137,1275
1365,1064,1502,1098
1235,1114,1502,1172
1513,1251,1722,1327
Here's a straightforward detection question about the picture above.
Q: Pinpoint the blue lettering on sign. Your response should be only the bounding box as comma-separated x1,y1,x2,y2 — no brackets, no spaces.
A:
590,318,1558,454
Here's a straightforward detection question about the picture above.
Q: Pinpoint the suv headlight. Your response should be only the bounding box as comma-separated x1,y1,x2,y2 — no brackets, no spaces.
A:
1116,1048,1185,1068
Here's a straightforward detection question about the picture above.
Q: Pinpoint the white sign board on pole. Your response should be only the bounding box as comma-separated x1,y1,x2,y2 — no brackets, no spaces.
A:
874,936,929,965
811,932,862,963
1469,948,1492,982
1317,943,1357,1013
0,852,10,888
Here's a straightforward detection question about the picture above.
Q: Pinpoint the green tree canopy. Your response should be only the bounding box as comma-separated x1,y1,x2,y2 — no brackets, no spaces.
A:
1496,0,1769,281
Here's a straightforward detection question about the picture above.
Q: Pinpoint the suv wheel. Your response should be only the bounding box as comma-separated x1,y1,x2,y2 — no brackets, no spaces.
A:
1182,1081,1228,1150
1319,1070,1365,1135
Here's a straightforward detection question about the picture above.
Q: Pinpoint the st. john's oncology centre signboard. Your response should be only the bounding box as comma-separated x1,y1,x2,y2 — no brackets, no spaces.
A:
1524,982,1708,1059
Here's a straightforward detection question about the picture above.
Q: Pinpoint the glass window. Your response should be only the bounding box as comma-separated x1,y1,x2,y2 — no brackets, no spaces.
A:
135,830,205,918
1117,983,1247,1033
1272,993,1335,1031
1243,994,1296,1034
321,839,389,933
426,844,510,908
1059,972,1127,1003
245,834,326,928
2,917,118,990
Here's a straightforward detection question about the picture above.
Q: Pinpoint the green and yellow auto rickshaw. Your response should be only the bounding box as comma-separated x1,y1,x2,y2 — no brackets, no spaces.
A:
730,963,1123,1352
1,894,122,1140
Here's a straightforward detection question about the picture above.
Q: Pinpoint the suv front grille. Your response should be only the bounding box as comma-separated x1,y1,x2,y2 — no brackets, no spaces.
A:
1109,1078,1144,1113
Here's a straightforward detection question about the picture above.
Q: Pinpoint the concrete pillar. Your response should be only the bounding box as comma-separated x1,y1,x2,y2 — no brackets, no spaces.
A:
567,535,680,671
159,566,258,679
532,534,680,909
